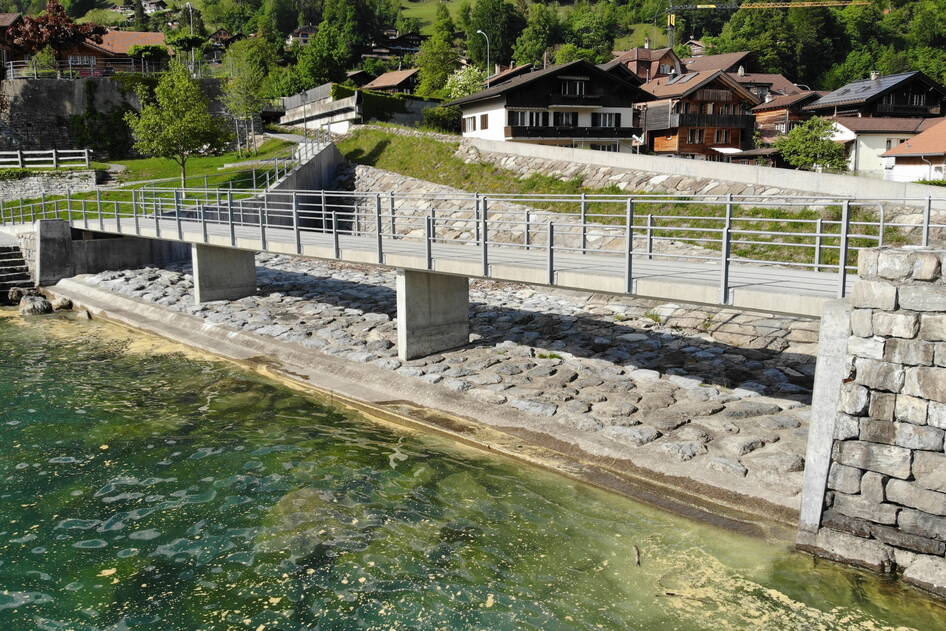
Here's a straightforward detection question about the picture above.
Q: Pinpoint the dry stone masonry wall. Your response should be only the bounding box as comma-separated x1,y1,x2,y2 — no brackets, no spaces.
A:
800,246,946,598
0,170,97,203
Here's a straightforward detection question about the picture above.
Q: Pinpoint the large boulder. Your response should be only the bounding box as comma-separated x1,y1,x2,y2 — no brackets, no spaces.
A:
19,294,53,316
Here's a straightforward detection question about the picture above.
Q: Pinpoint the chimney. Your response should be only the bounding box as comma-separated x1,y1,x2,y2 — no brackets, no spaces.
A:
870,70,880,81
737,65,745,77
644,37,651,49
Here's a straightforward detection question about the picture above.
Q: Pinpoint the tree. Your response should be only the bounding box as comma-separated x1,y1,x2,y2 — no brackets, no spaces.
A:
125,61,231,187
774,117,848,172
562,1,616,63
513,3,558,67
466,0,525,68
296,20,352,86
431,2,454,39
444,65,487,99
223,39,269,154
416,31,459,98
8,0,106,53
554,43,596,64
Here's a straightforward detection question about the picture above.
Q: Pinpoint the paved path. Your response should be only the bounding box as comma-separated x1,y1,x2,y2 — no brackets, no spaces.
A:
64,213,847,316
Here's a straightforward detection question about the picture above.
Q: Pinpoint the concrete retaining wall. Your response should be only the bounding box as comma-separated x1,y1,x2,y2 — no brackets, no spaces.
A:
798,246,946,599
0,170,97,202
459,139,946,213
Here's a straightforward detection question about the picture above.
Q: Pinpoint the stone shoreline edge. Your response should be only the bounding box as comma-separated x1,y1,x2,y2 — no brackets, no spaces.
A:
45,276,798,542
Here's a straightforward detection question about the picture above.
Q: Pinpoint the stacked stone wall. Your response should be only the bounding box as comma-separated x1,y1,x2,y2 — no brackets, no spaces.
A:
799,247,946,598
0,170,97,203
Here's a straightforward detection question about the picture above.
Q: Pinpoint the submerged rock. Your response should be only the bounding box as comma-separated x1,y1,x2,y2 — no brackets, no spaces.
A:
19,294,53,316
51,296,73,311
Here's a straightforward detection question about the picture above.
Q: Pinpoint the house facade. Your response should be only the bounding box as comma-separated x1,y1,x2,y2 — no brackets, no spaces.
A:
449,60,650,154
805,71,946,118
362,68,419,94
638,70,760,159
881,119,946,182
752,91,823,138
831,116,944,176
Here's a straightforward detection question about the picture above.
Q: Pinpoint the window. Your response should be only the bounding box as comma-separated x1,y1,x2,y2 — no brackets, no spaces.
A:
462,116,477,133
591,112,621,127
703,102,715,115
480,114,488,130
715,129,730,144
553,111,578,127
687,128,705,144
659,64,671,75
912,93,927,106
882,93,895,105
590,143,619,152
508,110,548,127
886,138,893,151
719,103,734,115
560,79,586,96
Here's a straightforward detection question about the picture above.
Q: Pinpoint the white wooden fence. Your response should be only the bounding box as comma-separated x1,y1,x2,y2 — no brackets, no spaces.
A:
0,149,91,169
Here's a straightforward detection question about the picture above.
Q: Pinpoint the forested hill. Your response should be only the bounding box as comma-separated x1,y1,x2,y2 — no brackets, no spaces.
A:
4,0,946,96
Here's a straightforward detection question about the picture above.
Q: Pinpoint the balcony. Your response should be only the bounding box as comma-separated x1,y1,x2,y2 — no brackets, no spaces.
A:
876,103,942,116
505,126,641,139
669,113,756,128
545,92,603,108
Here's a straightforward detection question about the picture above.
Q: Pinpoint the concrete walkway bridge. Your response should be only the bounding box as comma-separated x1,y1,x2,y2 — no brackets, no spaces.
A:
1,142,944,359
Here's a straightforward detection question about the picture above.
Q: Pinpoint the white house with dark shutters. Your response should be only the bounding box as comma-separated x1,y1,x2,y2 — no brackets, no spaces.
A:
447,60,652,153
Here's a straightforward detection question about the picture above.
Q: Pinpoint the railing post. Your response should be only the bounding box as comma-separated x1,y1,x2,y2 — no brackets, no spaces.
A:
625,199,634,294
154,200,160,238
292,192,301,254
16,149,22,169
426,215,433,270
332,210,340,259
389,191,396,238
252,169,257,189
133,190,140,235
321,190,327,233
200,201,207,243
719,194,733,305
260,194,268,250
431,207,437,241
481,196,489,277
175,189,183,240
96,189,103,230
879,204,886,247
83,148,89,168
524,210,531,250
547,222,555,285
375,193,383,264
815,217,823,270
115,200,121,233
580,192,587,254
646,213,654,259
838,199,851,298
923,196,932,247
227,190,235,246
52,149,58,169
474,193,481,245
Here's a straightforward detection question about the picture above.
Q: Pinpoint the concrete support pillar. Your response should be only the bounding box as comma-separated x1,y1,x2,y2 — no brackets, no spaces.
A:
798,299,852,534
396,269,469,361
191,244,257,304
36,219,74,286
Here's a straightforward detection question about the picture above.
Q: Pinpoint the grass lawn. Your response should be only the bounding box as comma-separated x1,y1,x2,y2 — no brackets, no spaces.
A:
614,24,670,51
337,127,904,267
111,138,295,182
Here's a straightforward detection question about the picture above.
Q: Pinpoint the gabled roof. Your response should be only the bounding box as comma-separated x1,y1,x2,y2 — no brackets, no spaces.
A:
882,118,946,157
805,71,946,111
641,69,761,104
596,60,645,85
683,51,752,72
486,64,533,88
85,30,167,55
832,116,941,134
0,12,20,28
362,68,419,90
446,60,648,107
752,91,825,112
729,72,799,96
612,47,674,64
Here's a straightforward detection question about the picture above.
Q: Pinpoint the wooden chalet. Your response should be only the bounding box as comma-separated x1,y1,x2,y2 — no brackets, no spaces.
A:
804,71,946,118
609,47,683,82
729,70,799,101
752,91,825,137
639,69,761,159
682,51,756,73
362,68,420,94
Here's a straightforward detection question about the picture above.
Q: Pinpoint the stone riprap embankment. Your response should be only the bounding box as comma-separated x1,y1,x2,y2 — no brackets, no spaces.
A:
82,255,820,509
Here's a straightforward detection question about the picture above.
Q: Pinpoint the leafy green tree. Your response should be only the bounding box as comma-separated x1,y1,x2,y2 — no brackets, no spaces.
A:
554,43,596,64
774,117,847,172
396,15,422,35
432,2,454,39
296,21,352,86
416,31,460,98
444,65,487,99
125,61,231,187
513,3,558,67
223,38,269,154
261,65,307,98
466,0,525,68
562,1,616,63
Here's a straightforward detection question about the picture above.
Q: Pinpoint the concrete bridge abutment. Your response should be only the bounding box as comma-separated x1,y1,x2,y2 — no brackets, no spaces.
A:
396,269,470,361
191,244,257,304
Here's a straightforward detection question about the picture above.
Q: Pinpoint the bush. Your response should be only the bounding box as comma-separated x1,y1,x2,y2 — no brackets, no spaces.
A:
917,179,946,187
423,105,461,133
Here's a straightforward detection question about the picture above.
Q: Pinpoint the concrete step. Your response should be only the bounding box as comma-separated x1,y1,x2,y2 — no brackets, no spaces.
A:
0,264,28,273
0,280,32,290
0,271,30,282
0,254,24,263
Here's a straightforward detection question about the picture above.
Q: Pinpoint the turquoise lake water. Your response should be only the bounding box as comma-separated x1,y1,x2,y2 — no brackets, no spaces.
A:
1,310,945,631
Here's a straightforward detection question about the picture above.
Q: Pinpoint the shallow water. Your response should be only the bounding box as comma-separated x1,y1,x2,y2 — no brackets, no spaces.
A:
1,310,945,631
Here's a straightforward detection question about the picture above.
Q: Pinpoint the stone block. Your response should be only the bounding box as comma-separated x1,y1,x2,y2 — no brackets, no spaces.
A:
861,471,887,504
883,339,934,365
857,249,880,278
831,492,900,524
920,314,946,341
900,285,946,312
848,336,884,360
834,413,861,440
929,401,946,429
936,344,946,368
853,358,904,392
839,383,869,415
877,250,915,280
913,451,946,493
836,440,912,479
851,309,874,338
796,528,894,573
913,252,942,281
903,366,946,403
870,524,946,556
894,395,928,425
903,556,946,599
859,418,896,444
899,509,946,541
894,423,944,451
851,279,898,310
872,311,918,339
822,509,873,538
869,392,896,421
886,479,946,516
827,462,863,494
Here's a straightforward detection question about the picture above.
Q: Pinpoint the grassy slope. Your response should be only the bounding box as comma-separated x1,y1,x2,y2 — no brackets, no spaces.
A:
337,127,902,265
614,24,670,51
112,138,295,182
